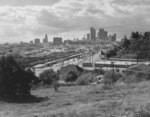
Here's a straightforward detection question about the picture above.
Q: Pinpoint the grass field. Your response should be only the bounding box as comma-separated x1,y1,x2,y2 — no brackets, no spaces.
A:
0,81,150,117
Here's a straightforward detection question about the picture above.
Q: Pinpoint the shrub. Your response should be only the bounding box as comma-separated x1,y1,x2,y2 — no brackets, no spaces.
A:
39,69,58,85
65,71,78,82
94,69,105,75
103,70,122,87
0,55,37,98
122,70,150,83
59,65,83,81
76,72,94,85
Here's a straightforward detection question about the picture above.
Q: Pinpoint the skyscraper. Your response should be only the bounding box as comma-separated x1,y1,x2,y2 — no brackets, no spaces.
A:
104,31,108,40
112,33,117,41
98,28,108,40
90,27,96,41
87,33,90,40
43,34,48,43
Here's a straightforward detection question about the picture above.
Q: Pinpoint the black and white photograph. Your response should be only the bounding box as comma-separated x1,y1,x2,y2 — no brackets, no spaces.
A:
0,0,150,117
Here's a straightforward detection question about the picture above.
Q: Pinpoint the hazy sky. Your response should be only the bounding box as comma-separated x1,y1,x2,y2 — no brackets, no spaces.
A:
0,0,150,43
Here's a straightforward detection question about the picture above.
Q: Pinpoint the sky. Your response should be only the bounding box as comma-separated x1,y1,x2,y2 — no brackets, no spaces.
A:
0,0,150,43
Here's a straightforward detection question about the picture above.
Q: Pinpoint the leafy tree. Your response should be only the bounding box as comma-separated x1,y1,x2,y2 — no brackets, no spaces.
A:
0,55,37,98
39,69,58,85
122,36,130,49
106,48,118,59
115,31,150,60
65,71,78,82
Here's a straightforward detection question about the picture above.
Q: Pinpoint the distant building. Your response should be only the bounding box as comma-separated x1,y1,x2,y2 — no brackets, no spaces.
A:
108,33,117,41
98,28,108,40
90,27,96,41
112,33,117,41
53,37,62,45
43,34,48,43
30,41,33,44
99,28,104,40
87,33,90,40
34,38,40,44
104,31,108,40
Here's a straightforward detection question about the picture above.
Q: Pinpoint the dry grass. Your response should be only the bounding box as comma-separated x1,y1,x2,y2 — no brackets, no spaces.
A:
0,81,150,117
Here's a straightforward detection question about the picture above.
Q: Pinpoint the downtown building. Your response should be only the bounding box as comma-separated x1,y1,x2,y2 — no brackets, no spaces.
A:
43,34,48,43
90,27,96,41
97,28,108,40
53,37,62,45
34,38,40,44
108,33,117,41
87,33,90,40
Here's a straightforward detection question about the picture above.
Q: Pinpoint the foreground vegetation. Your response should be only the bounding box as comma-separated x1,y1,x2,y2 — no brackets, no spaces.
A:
0,55,38,99
0,81,149,117
1,52,150,116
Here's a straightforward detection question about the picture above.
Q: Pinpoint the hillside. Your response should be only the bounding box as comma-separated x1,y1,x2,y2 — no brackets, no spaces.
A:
0,81,150,117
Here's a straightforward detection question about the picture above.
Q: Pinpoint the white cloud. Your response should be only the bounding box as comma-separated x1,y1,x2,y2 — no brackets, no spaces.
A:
0,0,150,43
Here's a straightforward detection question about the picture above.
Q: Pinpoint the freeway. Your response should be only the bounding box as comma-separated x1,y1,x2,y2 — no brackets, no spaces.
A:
34,53,83,69
34,51,150,77
34,53,86,76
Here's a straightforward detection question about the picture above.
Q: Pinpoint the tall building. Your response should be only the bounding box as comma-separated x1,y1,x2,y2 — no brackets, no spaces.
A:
43,34,48,43
104,31,108,40
99,28,104,39
108,33,117,41
98,28,108,40
87,33,90,40
53,37,62,45
90,27,96,41
112,33,117,41
34,38,40,44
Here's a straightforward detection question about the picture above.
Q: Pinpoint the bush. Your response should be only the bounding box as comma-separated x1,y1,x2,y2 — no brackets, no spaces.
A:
65,71,78,82
94,69,105,75
76,72,94,85
103,70,122,87
39,69,58,85
0,55,37,98
122,70,150,83
59,65,83,81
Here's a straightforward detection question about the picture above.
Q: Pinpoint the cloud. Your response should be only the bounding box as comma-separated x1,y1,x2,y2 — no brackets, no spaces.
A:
0,0,150,43
112,0,150,6
0,0,61,6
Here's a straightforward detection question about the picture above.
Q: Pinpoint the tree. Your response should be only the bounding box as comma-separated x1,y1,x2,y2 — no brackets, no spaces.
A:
122,37,130,49
65,71,78,82
0,55,37,98
39,69,58,85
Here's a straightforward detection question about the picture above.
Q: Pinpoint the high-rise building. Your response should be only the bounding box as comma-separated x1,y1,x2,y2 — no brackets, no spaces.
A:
34,38,40,44
98,29,108,40
112,33,117,41
108,33,117,41
87,33,90,40
99,28,104,39
104,31,108,40
90,27,96,41
53,37,62,45
43,34,48,43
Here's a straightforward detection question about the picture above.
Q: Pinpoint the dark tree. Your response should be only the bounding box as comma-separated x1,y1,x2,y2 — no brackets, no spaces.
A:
65,71,78,82
122,37,130,49
0,55,38,98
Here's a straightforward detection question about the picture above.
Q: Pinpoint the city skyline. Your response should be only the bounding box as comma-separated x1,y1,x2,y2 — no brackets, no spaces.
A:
0,0,150,43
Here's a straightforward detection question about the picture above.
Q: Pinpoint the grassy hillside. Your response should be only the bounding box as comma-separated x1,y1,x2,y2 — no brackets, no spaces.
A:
0,81,150,117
